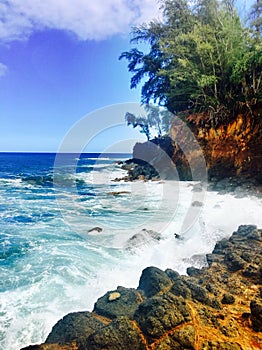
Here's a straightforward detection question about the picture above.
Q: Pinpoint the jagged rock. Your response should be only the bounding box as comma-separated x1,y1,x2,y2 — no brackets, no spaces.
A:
138,266,173,297
221,293,235,304
22,225,262,350
186,266,202,277
165,268,180,280
125,229,161,250
134,292,191,343
45,312,104,347
250,299,262,332
83,316,146,350
93,286,143,319
88,227,103,233
170,276,192,299
155,325,195,349
224,251,246,271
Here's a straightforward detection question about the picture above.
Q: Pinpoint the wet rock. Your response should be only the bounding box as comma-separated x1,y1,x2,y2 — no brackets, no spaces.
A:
108,191,130,196
224,251,246,271
93,286,142,319
191,200,203,207
165,268,180,281
84,316,146,350
235,225,257,237
138,266,173,297
45,312,104,347
187,266,202,277
213,239,232,254
221,293,235,305
88,227,103,233
125,229,161,250
250,299,262,332
134,293,190,343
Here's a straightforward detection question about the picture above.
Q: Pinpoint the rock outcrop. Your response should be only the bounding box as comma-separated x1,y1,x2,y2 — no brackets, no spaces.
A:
118,110,262,187
21,225,262,350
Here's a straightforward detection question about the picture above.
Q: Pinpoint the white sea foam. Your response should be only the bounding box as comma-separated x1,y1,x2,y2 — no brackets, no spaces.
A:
1,159,262,350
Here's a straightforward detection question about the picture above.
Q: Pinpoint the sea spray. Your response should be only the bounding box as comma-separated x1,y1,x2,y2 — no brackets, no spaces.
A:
0,153,262,350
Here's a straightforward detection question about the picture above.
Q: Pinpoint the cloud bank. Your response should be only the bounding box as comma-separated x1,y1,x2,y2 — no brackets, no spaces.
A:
0,0,162,42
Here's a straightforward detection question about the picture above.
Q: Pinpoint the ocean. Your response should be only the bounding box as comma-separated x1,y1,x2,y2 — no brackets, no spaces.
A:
0,152,261,350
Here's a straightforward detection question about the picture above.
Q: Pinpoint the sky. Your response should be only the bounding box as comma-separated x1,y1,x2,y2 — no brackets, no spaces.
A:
0,0,251,152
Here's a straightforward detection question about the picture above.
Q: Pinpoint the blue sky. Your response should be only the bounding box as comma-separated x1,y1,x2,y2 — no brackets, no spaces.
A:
0,0,251,152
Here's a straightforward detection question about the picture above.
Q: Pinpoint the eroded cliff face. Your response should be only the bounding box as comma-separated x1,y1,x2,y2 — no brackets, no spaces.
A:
117,108,261,185
170,109,262,183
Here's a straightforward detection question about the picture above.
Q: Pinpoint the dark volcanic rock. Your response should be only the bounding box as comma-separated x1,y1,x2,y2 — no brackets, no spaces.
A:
138,266,173,297
93,286,143,319
83,316,146,350
250,299,262,332
45,312,104,347
155,325,195,349
134,292,190,343
221,293,235,305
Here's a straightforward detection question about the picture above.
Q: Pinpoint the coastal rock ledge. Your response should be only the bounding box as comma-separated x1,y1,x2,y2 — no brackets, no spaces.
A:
22,225,262,350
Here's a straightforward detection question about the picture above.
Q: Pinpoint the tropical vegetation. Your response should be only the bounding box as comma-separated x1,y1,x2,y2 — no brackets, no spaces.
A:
120,0,262,126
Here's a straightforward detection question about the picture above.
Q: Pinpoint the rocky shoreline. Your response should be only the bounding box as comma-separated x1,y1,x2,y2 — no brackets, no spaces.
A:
113,133,262,199
22,225,262,349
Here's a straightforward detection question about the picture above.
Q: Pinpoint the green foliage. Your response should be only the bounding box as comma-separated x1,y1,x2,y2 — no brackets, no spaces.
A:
125,105,173,140
120,0,262,119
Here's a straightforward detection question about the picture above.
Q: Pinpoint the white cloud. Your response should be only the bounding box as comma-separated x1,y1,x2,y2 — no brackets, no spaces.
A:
0,0,162,42
0,62,8,77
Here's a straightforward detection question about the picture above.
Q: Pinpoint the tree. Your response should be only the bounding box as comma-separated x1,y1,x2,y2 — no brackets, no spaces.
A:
125,112,151,140
249,0,262,35
125,105,173,140
120,0,262,122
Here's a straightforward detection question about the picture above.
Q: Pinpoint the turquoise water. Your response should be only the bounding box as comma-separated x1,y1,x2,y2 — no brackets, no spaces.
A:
0,153,261,350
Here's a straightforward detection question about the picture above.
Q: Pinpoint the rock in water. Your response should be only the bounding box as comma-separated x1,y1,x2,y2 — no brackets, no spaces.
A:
125,229,161,250
88,227,103,233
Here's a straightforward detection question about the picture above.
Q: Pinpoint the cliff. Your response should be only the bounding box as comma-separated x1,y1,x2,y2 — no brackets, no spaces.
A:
22,225,262,350
119,109,262,186
176,109,262,184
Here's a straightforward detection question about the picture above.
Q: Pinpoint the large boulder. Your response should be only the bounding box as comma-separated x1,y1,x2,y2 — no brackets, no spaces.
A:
93,286,143,319
250,299,262,332
134,293,191,343
83,316,146,350
138,266,173,297
45,312,104,347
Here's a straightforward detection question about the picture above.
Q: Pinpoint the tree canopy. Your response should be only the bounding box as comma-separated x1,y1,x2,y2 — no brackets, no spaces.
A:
120,0,262,120
125,104,173,140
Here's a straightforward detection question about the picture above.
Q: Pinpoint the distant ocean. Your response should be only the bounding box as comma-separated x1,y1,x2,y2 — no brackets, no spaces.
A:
0,152,261,350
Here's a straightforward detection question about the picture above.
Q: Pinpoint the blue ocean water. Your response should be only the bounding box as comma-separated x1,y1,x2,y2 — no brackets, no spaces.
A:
0,152,261,350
